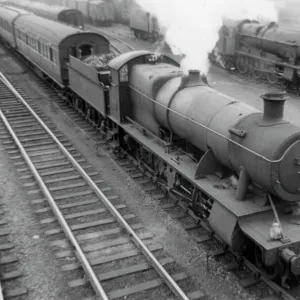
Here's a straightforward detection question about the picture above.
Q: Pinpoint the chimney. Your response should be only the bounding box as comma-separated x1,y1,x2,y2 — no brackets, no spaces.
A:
179,69,206,89
260,91,289,121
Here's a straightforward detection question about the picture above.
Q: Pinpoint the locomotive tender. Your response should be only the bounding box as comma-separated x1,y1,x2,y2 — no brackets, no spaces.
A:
1,4,300,287
215,19,300,88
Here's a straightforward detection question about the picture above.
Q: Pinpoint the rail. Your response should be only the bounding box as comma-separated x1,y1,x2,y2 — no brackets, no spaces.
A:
129,85,300,165
0,74,109,300
0,72,191,300
0,281,3,300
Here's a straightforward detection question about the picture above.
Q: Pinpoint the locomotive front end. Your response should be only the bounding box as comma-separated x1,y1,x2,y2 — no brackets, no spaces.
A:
218,91,300,202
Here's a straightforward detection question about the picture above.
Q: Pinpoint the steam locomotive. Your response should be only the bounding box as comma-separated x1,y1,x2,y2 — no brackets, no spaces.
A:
213,18,300,89
1,4,300,289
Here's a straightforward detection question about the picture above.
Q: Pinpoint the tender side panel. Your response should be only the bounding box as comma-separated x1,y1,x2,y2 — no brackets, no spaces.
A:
68,56,106,115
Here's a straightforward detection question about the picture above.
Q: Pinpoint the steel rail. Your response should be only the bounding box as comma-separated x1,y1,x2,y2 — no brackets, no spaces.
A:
129,85,300,165
0,73,190,299
242,258,296,300
0,74,109,300
0,281,3,300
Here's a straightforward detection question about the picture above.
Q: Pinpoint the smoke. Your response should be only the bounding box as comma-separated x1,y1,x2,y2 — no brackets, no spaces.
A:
134,0,278,74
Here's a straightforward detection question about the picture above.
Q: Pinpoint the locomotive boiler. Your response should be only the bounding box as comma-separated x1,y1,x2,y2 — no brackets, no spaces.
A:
129,64,300,202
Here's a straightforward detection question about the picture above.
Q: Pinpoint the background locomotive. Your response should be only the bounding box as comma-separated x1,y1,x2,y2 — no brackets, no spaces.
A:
129,2,165,42
1,3,300,289
213,18,300,89
67,0,114,26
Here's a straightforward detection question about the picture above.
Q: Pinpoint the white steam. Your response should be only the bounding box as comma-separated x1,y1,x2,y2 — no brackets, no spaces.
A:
134,0,278,74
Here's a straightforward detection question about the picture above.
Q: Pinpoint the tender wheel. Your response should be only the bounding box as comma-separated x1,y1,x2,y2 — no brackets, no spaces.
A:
237,56,249,74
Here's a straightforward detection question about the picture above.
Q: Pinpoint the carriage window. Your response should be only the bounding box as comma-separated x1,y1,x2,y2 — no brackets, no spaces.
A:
49,47,53,62
52,50,57,65
38,41,41,53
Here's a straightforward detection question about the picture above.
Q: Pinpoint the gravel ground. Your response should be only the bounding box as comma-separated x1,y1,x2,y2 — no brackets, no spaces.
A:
0,142,77,300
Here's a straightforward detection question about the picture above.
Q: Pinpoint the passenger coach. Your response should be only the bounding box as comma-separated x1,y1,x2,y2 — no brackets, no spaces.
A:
0,5,110,86
0,5,29,47
2,0,84,27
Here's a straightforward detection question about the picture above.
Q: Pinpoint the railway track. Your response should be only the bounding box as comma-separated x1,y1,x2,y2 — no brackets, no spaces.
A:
0,96,28,300
0,207,27,300
0,72,206,299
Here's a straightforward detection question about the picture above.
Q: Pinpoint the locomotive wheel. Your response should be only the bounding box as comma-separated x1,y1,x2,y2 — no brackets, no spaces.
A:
237,56,249,74
280,79,289,89
252,60,264,79
253,70,264,79
254,245,283,280
266,73,279,85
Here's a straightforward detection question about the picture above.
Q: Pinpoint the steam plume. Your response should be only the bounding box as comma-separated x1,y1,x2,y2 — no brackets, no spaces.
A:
134,0,278,74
